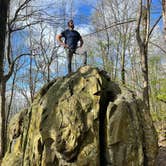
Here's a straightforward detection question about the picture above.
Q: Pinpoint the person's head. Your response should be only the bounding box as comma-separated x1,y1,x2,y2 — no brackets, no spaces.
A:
68,19,74,29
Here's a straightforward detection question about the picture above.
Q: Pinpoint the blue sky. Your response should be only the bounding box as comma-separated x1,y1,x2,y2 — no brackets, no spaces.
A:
151,0,163,27
71,0,164,31
8,0,166,102
60,0,97,26
74,4,93,24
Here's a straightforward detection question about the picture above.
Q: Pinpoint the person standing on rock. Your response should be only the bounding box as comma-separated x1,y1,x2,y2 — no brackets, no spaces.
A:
56,19,84,74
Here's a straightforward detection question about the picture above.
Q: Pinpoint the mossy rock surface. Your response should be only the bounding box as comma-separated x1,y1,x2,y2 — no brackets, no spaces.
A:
2,66,158,166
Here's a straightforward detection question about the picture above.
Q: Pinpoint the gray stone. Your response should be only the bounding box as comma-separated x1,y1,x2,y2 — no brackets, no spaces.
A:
2,66,158,166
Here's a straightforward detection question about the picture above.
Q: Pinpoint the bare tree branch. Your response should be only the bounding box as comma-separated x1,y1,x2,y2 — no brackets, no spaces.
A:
4,53,31,81
136,0,143,48
10,0,32,25
149,41,166,54
148,15,162,40
11,20,43,32
83,19,136,37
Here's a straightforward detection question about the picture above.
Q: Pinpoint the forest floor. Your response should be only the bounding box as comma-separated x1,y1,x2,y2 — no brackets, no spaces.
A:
155,121,166,166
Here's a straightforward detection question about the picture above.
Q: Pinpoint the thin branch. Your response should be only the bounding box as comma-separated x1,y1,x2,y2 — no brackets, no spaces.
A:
147,15,162,41
83,19,136,37
4,53,31,81
149,41,166,54
10,0,32,25
157,97,166,103
11,20,42,32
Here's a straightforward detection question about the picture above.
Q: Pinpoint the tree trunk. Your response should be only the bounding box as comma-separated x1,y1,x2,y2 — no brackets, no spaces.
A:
0,81,7,158
136,0,150,110
0,0,10,158
141,46,150,110
121,39,126,85
121,52,125,84
162,0,166,40
0,0,8,77
0,0,8,50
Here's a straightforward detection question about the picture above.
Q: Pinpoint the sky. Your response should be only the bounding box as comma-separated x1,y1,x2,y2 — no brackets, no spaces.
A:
9,0,98,80
7,0,166,107
10,0,165,50
59,0,164,34
10,0,165,60
151,0,163,27
10,0,164,36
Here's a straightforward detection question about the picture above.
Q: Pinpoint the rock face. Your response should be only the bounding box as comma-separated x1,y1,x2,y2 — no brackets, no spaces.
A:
2,66,158,166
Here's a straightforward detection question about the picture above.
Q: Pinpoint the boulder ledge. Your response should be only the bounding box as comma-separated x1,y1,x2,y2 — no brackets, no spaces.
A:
2,66,158,166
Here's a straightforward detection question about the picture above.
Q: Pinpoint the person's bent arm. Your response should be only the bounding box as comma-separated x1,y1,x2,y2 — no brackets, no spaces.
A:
56,34,68,48
79,37,84,47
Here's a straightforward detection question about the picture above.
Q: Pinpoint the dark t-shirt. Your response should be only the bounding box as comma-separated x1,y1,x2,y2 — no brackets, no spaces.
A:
61,29,81,49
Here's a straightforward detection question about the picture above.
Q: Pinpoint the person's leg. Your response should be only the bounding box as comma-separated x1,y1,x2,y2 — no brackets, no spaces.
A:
83,51,87,65
67,49,73,74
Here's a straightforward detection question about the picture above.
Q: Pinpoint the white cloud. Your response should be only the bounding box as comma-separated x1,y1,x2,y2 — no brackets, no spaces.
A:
32,0,55,5
77,24,93,35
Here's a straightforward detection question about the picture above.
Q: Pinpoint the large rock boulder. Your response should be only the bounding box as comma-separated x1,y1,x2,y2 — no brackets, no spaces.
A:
2,66,158,166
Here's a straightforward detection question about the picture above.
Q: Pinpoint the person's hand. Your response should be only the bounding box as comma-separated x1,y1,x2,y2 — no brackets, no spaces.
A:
64,44,69,48
60,43,68,48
